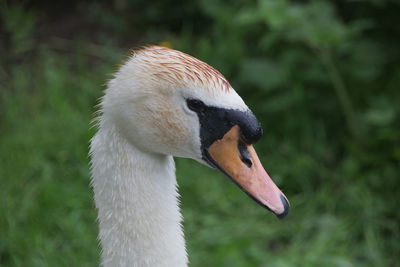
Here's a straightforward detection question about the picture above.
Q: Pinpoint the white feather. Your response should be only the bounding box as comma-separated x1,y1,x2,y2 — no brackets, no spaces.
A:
90,46,249,266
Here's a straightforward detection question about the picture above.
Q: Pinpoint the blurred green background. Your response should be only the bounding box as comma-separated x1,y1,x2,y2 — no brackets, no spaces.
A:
1,0,399,266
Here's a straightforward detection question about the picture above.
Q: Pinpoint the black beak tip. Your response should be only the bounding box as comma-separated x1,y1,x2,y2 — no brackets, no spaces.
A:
276,194,290,219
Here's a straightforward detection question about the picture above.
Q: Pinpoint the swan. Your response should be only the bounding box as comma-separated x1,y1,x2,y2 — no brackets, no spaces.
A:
89,46,289,267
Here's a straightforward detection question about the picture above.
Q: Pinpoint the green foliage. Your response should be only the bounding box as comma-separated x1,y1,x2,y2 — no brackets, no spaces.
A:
1,0,399,266
1,4,36,53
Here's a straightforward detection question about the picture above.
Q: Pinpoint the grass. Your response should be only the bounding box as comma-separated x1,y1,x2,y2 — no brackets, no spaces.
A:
0,40,398,267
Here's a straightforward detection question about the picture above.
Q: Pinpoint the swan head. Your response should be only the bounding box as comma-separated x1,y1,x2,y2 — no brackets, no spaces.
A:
101,46,289,218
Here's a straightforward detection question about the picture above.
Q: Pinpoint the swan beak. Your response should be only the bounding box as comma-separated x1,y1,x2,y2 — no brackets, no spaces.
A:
207,125,289,218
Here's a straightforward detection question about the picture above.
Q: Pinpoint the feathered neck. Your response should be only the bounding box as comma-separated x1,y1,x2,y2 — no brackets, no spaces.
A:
90,119,188,266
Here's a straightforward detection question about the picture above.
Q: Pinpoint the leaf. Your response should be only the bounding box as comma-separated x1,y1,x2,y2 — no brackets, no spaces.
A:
239,58,287,90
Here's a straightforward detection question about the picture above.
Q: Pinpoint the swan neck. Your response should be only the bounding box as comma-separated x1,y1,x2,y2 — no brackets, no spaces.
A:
90,124,187,267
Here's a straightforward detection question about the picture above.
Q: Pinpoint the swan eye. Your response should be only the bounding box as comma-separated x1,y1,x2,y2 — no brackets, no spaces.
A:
186,99,205,112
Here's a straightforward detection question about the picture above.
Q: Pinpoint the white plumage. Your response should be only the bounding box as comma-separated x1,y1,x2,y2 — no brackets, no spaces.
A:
89,46,288,266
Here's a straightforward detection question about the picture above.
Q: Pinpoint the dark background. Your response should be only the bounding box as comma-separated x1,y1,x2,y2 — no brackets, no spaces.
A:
1,0,399,266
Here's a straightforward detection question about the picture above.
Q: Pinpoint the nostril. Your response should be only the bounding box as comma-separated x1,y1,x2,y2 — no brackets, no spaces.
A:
238,141,252,168
242,157,252,168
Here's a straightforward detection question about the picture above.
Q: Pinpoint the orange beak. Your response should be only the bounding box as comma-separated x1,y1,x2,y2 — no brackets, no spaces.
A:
206,125,289,218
